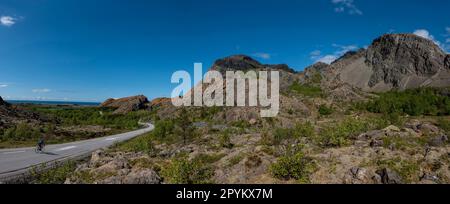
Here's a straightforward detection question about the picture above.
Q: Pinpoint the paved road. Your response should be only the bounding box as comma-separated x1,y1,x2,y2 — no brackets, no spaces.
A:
0,123,154,182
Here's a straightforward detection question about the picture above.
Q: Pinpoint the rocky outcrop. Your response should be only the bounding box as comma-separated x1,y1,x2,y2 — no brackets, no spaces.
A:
0,96,51,129
101,95,149,114
212,55,296,74
318,34,450,93
65,150,162,184
366,34,450,89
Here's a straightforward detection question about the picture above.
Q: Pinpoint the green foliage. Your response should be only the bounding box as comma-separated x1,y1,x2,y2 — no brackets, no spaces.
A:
230,120,250,129
376,157,420,183
28,106,152,130
316,117,388,148
265,122,315,145
228,153,245,167
1,123,40,142
153,120,174,140
365,88,450,116
30,161,77,184
270,150,314,182
289,82,323,98
437,118,450,136
293,122,315,138
318,105,334,116
197,107,224,121
116,133,155,154
273,128,293,144
161,156,214,184
219,129,233,148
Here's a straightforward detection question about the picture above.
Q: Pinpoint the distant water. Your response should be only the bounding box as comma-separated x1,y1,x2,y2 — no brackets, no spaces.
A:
6,100,100,106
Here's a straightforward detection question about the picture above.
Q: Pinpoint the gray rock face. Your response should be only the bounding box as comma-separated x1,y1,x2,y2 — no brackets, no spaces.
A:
366,34,450,89
376,168,404,184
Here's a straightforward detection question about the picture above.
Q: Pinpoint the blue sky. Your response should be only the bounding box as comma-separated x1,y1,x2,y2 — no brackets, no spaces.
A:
0,0,449,102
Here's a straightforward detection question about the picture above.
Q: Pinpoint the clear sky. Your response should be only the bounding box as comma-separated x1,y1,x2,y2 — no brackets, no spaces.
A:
0,0,449,102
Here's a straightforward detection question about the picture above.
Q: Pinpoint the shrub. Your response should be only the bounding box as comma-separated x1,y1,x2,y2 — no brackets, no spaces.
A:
273,128,294,144
153,120,174,140
162,157,214,184
270,152,314,182
219,129,233,148
318,105,334,116
293,121,315,138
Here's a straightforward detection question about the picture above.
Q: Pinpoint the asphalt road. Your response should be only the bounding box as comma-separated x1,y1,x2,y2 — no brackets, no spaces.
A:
0,123,154,182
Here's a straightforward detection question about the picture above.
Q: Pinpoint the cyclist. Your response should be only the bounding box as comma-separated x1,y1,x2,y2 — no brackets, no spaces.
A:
36,138,45,153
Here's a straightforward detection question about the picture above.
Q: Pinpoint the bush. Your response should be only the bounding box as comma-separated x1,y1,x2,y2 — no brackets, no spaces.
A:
162,156,214,184
273,128,294,144
289,82,323,98
1,123,40,142
318,105,334,116
219,129,233,148
365,88,450,116
153,120,174,140
293,122,315,138
270,152,314,182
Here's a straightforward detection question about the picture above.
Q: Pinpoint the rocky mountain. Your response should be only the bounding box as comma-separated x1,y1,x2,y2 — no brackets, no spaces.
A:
101,95,150,114
0,96,49,129
322,34,450,92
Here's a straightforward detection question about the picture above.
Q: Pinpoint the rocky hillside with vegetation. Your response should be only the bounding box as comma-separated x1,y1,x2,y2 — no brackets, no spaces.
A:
27,33,450,184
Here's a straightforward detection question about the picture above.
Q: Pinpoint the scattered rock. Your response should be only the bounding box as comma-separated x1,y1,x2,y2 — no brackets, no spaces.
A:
376,168,404,184
123,169,161,184
428,135,449,147
383,125,401,132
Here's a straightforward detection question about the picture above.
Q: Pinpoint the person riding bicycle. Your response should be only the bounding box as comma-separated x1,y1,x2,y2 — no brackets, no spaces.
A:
37,138,45,152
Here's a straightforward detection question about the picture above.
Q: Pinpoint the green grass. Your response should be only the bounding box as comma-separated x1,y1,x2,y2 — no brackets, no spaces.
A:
289,82,324,98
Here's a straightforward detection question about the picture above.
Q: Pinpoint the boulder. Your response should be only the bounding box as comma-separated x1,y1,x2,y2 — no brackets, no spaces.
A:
376,168,404,184
123,169,161,184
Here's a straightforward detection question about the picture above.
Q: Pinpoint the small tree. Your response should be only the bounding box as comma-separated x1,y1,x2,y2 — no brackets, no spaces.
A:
176,109,194,144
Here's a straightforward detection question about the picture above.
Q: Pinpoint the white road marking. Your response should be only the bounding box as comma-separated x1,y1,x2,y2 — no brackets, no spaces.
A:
2,150,26,155
105,137,118,141
55,146,77,152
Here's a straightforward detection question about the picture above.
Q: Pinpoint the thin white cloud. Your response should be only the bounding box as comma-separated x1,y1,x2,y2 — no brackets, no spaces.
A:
0,16,17,27
252,52,271,60
445,27,450,44
332,0,363,15
32,88,51,93
0,84,8,88
311,44,359,64
316,55,338,64
413,29,441,46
